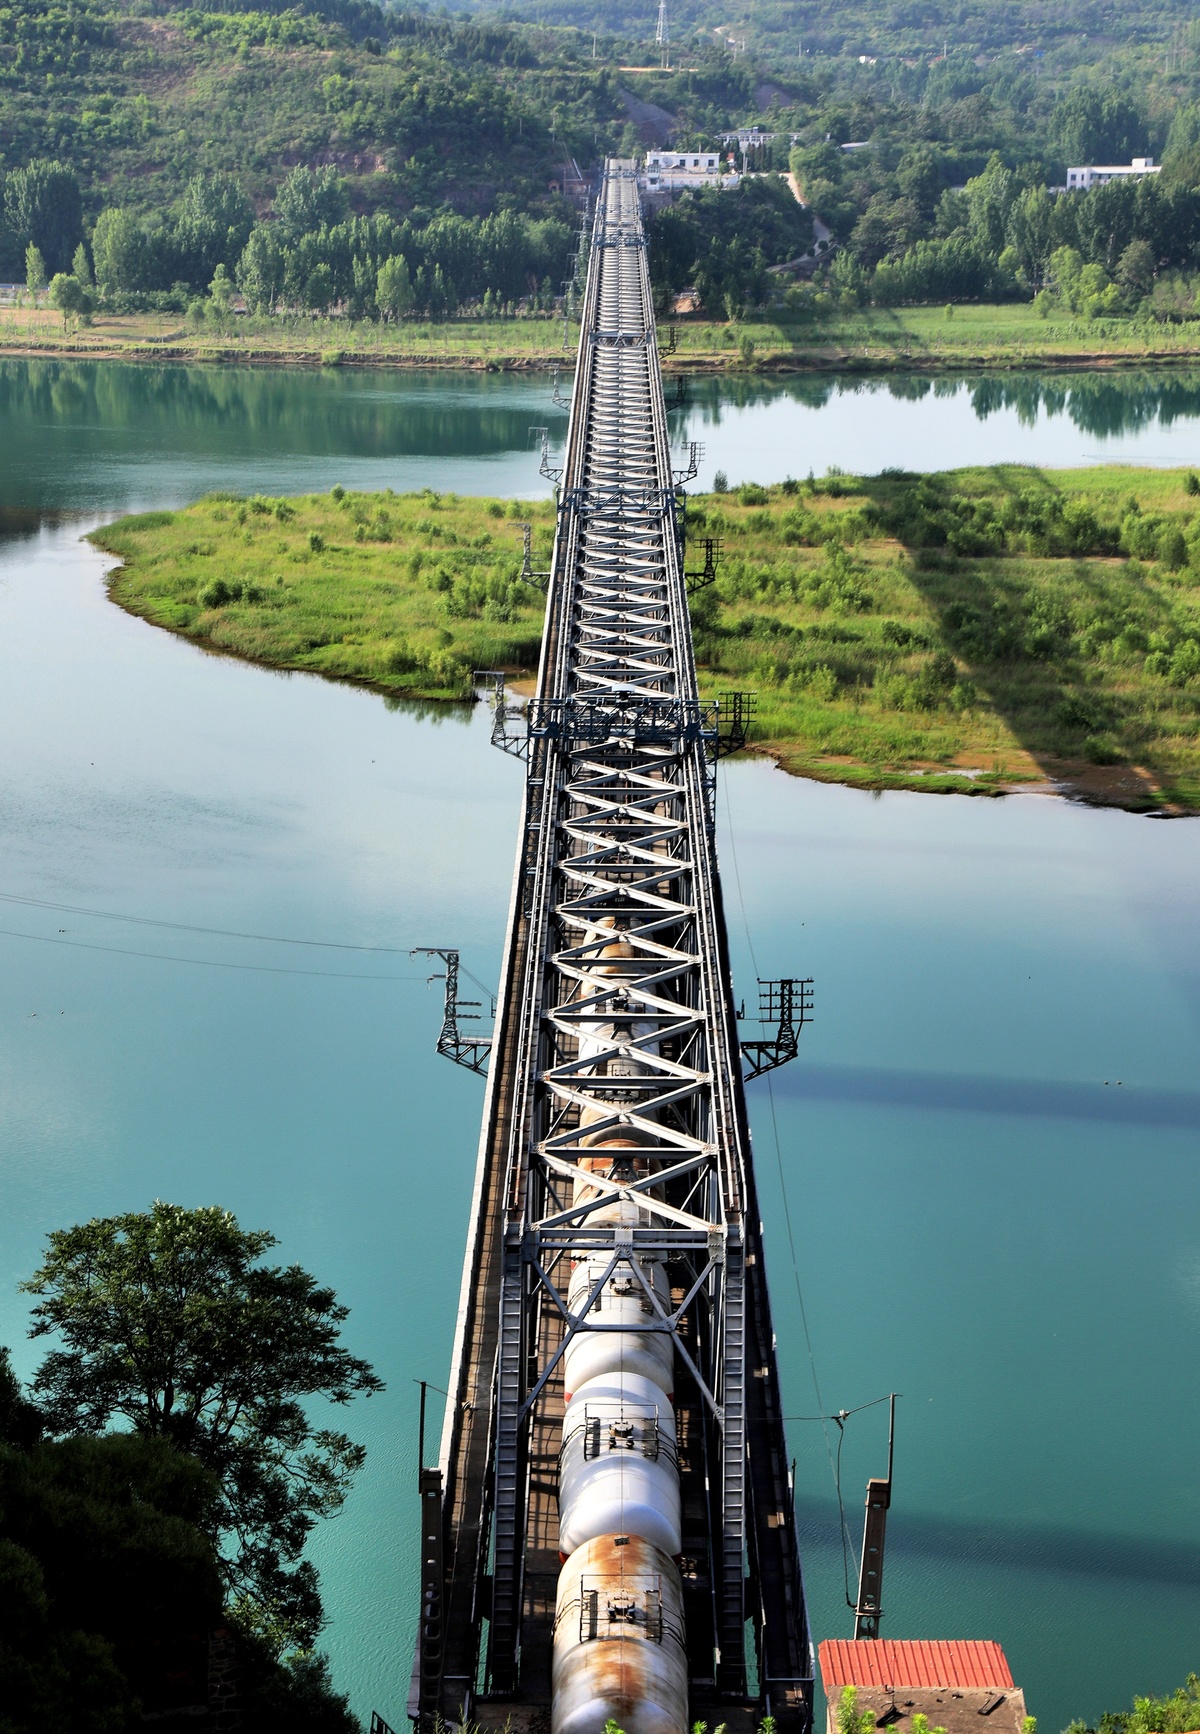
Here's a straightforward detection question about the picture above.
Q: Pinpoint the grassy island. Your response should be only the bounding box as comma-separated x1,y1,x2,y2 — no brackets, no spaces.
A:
92,466,1200,813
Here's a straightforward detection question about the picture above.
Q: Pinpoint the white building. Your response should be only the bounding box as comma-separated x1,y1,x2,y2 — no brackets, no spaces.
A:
646,150,720,174
1065,156,1160,190
642,150,739,191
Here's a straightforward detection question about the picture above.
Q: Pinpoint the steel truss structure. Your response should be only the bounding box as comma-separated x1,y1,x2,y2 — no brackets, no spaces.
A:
412,163,812,1734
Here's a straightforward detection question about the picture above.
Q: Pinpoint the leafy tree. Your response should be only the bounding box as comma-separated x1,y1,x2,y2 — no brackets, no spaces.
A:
873,235,996,304
237,224,286,313
376,252,414,319
6,159,83,274
24,243,46,298
91,207,146,295
0,1345,42,1448
1116,238,1156,299
1045,245,1122,317
965,155,1018,258
208,262,235,318
274,166,349,244
1162,105,1200,188
47,271,90,326
1052,88,1143,172
304,261,336,314
21,1202,382,1652
71,240,92,287
1065,1674,1200,1734
350,254,379,320
1004,185,1058,287
896,145,946,217
174,173,254,289
0,1345,361,1733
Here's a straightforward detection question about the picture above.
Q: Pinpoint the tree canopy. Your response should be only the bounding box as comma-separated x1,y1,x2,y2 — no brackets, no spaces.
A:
0,1340,362,1731
22,1201,382,1651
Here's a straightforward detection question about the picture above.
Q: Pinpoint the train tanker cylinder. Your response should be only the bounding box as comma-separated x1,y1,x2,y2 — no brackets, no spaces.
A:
563,1250,674,1402
558,1371,681,1562
552,1534,688,1734
573,925,656,1066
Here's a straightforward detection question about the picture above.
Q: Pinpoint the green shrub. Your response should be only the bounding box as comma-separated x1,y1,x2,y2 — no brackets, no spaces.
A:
1158,525,1188,569
199,577,265,608
1065,1671,1200,1734
1084,734,1123,763
200,577,233,608
738,484,769,506
1058,693,1098,730
1169,638,1200,683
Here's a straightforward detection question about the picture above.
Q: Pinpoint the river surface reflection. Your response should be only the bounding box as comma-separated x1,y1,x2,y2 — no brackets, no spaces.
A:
6,357,1200,507
0,360,1197,1733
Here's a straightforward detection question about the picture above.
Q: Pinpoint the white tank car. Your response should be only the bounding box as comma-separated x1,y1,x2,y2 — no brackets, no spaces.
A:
558,1371,681,1560
551,1533,688,1734
553,912,685,1734
563,1248,674,1402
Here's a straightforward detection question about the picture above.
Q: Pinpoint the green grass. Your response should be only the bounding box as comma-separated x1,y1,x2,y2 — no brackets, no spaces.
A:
691,465,1200,808
92,467,1200,812
14,301,1200,372
91,487,554,697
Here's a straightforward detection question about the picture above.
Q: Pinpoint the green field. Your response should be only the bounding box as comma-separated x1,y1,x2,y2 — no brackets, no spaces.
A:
91,466,1200,812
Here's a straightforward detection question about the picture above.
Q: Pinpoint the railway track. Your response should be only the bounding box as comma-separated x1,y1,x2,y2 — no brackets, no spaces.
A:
411,160,813,1734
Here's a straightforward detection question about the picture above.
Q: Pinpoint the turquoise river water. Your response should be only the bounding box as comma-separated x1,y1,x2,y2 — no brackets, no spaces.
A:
0,358,1198,1732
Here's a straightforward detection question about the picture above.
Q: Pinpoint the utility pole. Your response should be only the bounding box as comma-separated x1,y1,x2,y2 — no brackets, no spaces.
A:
853,1393,897,1640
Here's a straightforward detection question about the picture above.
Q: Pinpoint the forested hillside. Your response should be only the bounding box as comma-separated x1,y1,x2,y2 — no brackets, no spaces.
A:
0,0,782,307
449,0,1200,104
5,0,1200,321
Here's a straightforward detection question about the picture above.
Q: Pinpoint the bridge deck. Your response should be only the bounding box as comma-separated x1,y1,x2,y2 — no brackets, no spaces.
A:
413,162,813,1734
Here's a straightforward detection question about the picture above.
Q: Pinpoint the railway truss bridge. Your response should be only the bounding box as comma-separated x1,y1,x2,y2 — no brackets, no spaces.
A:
410,161,814,1734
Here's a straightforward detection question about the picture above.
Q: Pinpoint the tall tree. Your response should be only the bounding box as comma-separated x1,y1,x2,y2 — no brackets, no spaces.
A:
174,174,255,289
24,244,46,298
5,159,83,274
376,253,414,320
237,225,286,313
91,207,147,295
1052,88,1143,171
0,1346,361,1733
274,167,348,244
22,1203,382,1652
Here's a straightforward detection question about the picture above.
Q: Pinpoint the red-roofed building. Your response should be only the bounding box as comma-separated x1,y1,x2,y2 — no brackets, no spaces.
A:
819,1640,1027,1734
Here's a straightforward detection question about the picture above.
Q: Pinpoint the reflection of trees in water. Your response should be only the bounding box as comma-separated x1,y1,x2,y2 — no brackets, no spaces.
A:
967,370,1200,437
9,356,1200,489
381,692,473,724
0,506,64,539
0,358,567,460
676,374,837,427
677,366,1200,442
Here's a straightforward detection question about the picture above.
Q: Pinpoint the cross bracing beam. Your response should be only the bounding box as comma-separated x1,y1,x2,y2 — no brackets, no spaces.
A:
412,163,812,1734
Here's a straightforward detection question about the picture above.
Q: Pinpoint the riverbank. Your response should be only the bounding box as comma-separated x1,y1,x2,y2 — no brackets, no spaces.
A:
13,301,1200,373
90,468,1200,813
